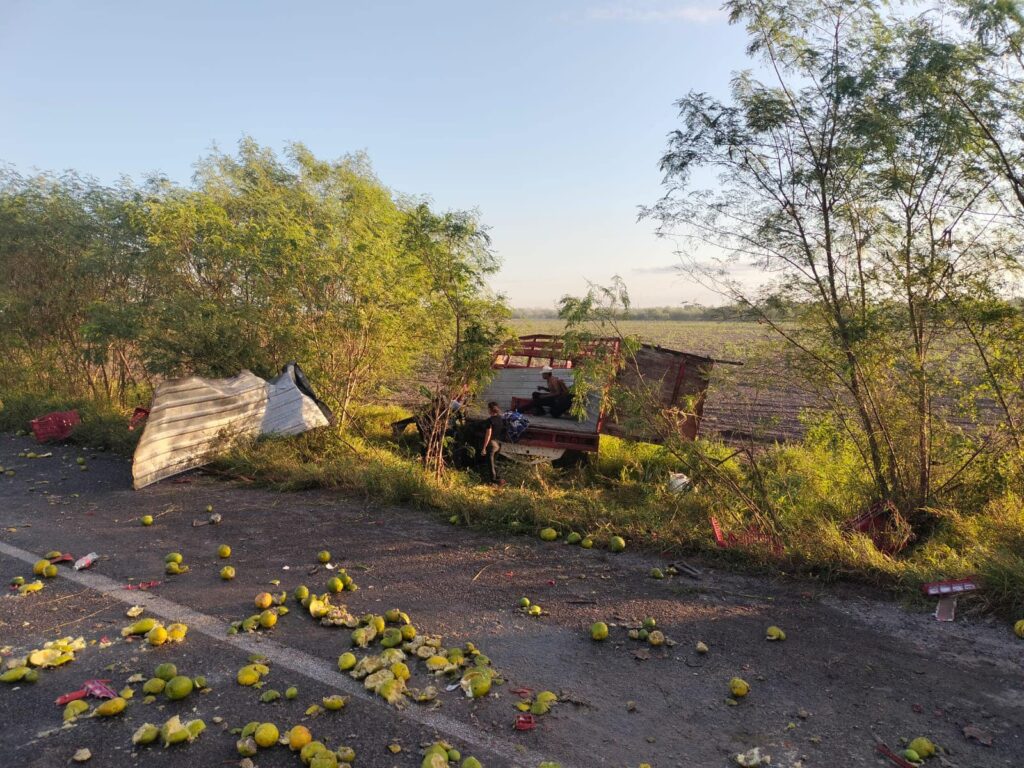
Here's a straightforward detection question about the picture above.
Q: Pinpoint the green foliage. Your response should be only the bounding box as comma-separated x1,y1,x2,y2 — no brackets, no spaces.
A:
0,141,508,442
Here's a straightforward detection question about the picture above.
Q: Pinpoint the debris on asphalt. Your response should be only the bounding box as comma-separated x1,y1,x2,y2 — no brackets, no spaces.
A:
191,512,222,527
71,747,91,762
735,747,770,766
765,625,786,641
55,678,117,705
962,723,993,747
73,552,98,571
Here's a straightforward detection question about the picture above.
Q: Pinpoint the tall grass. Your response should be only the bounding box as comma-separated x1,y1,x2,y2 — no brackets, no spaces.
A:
213,406,1024,618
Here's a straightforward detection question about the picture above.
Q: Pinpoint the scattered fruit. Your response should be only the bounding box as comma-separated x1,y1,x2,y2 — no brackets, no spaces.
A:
294,585,310,601
165,552,183,564
94,696,127,716
317,550,331,563
254,592,273,610
696,641,709,654
609,536,626,552
155,663,177,681
327,577,343,593
729,677,750,698
338,652,357,671
581,538,594,549
259,610,277,629
528,605,542,616
1014,619,1024,639
565,532,582,545
220,565,236,580
642,617,656,630
518,597,530,608
32,559,49,576
908,737,935,759
165,675,194,700
141,515,153,526
648,630,665,646
146,625,168,646
590,621,609,641
42,564,58,578
539,528,558,541
286,686,298,699
766,625,786,641
254,722,279,748
650,567,664,579
217,544,231,558
289,725,312,751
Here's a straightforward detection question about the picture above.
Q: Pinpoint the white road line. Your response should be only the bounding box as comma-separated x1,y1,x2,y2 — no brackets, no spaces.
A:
0,540,564,768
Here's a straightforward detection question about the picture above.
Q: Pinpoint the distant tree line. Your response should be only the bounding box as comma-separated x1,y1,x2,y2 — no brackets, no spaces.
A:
0,139,508,426
512,302,797,321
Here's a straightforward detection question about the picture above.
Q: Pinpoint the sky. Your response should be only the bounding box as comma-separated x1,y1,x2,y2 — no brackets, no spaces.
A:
0,0,752,308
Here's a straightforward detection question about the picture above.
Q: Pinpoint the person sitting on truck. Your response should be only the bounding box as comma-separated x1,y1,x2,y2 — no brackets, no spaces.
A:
480,400,506,485
531,366,573,418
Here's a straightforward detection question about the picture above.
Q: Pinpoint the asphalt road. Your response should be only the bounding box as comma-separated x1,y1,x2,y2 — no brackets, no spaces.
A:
1,433,1022,768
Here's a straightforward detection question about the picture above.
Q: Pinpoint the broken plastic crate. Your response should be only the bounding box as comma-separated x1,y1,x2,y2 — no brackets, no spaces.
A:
30,410,81,443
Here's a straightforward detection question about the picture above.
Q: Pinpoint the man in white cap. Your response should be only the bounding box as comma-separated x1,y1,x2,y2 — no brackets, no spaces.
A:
531,365,572,417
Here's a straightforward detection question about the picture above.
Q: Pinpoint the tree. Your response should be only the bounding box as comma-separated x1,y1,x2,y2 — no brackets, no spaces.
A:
645,0,1023,518
401,204,510,476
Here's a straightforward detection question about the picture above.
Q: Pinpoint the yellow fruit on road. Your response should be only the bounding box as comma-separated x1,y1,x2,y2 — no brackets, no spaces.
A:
165,561,187,575
285,686,298,699
254,592,273,610
766,625,786,641
908,738,935,758
518,597,530,608
259,610,277,629
338,652,357,671
217,544,231,558
165,552,183,564
317,550,331,563
220,566,235,580
43,564,58,578
903,749,921,762
237,737,259,757
141,515,153,526
566,532,582,545
391,662,411,680
146,625,168,646
294,585,310,601
143,677,166,694
254,722,279,748
650,567,664,579
154,662,177,680
462,758,483,768
237,666,261,686
322,695,346,710
581,538,594,548
165,675,193,700
63,700,90,720
590,621,609,641
327,577,343,593
167,623,188,642
94,697,127,716
609,536,626,552
729,677,750,698
132,722,160,745
648,630,665,647
539,528,558,541
1014,619,1024,638
300,741,328,764
123,618,158,636
696,641,709,654
643,617,656,630
401,624,417,641
461,668,492,698
289,725,313,751
528,605,542,616
32,559,49,576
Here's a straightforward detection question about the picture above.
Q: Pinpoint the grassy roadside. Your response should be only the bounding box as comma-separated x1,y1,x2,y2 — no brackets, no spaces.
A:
211,405,1024,620
3,393,1020,619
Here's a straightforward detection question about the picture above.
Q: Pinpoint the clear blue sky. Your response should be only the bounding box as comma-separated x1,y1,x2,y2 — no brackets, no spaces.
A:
1,1,750,308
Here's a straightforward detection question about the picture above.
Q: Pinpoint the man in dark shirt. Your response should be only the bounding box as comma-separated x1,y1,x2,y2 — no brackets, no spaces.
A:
480,400,506,484
531,366,573,418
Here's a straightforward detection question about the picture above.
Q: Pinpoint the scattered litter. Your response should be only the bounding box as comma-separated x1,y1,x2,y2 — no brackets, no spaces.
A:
962,724,993,747
73,553,98,571
514,714,537,731
191,512,222,528
30,410,81,443
667,471,691,492
55,679,118,706
123,581,160,591
875,743,918,768
735,747,770,766
126,606,144,618
921,577,980,596
844,500,913,554
935,596,957,622
72,747,91,762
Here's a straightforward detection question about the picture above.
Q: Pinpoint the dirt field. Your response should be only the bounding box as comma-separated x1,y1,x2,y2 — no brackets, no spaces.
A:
1,433,1023,768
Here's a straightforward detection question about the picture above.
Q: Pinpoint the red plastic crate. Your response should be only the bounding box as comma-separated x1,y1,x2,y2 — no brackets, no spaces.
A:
30,410,81,443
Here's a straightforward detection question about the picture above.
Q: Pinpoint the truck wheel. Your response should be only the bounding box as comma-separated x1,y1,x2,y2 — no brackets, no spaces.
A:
552,450,588,469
